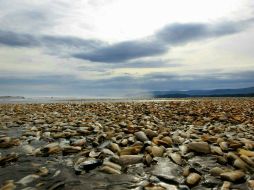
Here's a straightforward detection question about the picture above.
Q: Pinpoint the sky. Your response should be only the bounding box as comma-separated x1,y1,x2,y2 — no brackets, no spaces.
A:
0,0,254,97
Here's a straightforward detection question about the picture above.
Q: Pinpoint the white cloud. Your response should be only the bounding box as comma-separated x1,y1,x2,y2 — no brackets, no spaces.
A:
1,0,251,41
51,0,253,42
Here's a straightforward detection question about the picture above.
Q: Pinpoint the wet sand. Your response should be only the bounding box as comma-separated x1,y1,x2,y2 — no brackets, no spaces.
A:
0,97,188,104
0,98,254,190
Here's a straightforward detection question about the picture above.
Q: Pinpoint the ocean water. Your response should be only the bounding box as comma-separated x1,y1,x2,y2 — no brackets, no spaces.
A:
0,97,188,104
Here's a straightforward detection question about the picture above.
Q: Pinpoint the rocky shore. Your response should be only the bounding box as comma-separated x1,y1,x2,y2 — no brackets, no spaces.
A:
0,99,254,190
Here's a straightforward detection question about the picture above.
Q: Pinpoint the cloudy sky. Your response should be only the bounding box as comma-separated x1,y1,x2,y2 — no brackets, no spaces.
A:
1,0,254,97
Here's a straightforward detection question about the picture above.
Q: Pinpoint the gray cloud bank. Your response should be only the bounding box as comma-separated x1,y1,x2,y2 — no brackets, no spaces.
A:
1,70,254,97
0,19,253,63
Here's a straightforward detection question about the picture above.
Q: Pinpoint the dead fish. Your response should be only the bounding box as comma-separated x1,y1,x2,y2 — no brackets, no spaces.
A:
0,137,20,148
135,131,149,142
103,161,121,170
151,146,164,157
220,181,231,190
75,159,103,174
144,154,153,166
188,142,210,154
186,173,201,186
22,145,35,155
179,145,188,156
210,145,224,155
220,170,245,182
109,143,121,153
240,155,254,167
98,140,111,149
71,138,86,147
62,146,81,155
17,174,40,186
47,181,65,190
219,142,228,151
170,152,182,165
209,167,224,176
233,158,252,171
120,145,143,155
119,155,143,165
144,129,157,139
41,143,62,156
89,150,101,158
37,167,49,176
52,170,61,178
100,166,121,174
0,153,18,166
101,148,115,156
238,149,254,157
0,180,16,190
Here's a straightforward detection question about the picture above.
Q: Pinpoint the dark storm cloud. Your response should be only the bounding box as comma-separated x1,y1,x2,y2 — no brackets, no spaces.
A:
155,20,251,45
0,30,104,54
156,23,208,44
0,30,39,47
73,39,166,62
40,35,105,57
0,19,253,63
72,19,254,63
41,36,103,50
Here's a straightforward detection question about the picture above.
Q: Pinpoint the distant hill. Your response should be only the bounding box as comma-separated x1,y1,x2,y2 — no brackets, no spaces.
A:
0,96,25,99
132,87,254,98
153,93,254,98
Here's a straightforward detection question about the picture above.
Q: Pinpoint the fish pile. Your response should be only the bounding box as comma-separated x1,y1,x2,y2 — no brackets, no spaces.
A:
0,99,254,189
